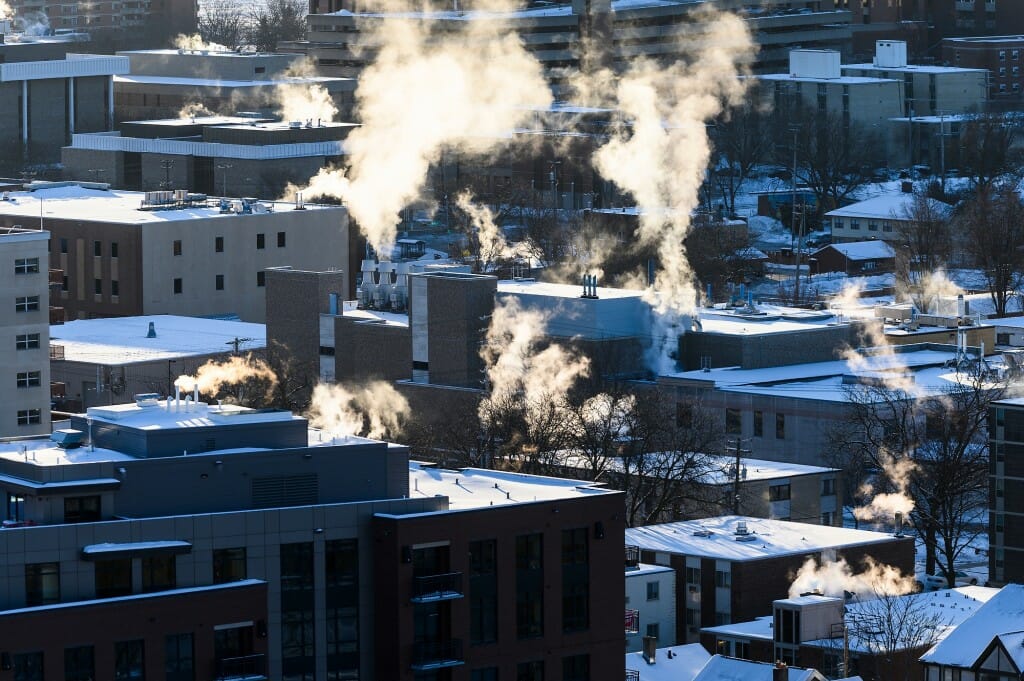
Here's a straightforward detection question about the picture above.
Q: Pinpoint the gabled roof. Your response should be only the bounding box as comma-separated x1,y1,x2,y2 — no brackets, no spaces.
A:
825,194,952,221
693,656,824,681
626,643,711,681
815,241,895,261
921,584,1024,668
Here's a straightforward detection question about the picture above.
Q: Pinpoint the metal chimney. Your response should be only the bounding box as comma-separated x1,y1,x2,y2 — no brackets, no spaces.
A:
642,636,657,665
773,662,789,681
146,321,157,338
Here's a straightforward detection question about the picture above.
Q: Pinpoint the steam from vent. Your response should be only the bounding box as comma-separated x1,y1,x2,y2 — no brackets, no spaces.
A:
174,355,278,399
0,1,12,21
853,450,918,524
178,101,216,120
15,9,49,36
174,33,231,52
457,192,533,270
479,297,590,423
276,58,339,124
911,269,964,315
788,556,917,599
575,7,755,373
308,381,409,440
285,4,552,255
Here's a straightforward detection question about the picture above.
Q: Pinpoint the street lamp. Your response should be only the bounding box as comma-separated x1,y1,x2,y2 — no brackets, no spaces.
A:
217,163,233,197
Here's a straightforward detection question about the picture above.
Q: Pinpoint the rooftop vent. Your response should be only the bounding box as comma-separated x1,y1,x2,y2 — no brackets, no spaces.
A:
50,429,84,449
692,529,713,538
134,393,161,407
146,321,157,338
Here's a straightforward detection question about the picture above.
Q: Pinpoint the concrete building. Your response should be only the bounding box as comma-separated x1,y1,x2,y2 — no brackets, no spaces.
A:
942,35,1024,101
0,38,129,172
0,227,52,437
988,397,1024,585
0,397,625,680
0,183,350,323
624,515,915,644
625,559,676,651
842,40,989,117
6,0,197,48
825,192,953,244
63,115,355,197
114,49,357,123
49,314,266,411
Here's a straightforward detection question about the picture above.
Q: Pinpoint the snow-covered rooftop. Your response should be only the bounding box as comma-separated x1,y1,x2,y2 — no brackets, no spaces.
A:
626,643,710,681
694,304,841,336
51,315,266,365
700,615,774,641
625,515,905,562
758,72,897,85
842,62,987,75
497,278,645,300
114,73,354,89
826,193,952,221
693,656,823,681
0,184,338,224
816,241,895,261
920,584,1024,666
626,562,674,577
404,461,617,512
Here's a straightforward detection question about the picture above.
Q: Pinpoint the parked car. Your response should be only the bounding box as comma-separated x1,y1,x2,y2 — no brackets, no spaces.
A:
914,571,979,591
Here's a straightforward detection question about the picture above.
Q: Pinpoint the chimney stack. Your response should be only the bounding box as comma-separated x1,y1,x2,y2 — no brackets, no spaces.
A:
773,662,789,681
642,636,657,665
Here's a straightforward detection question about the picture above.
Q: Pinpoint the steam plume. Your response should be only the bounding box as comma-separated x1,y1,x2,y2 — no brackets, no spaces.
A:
576,7,755,372
789,556,916,599
174,33,231,52
0,1,12,20
276,58,339,124
286,6,552,255
308,381,409,440
174,355,278,399
854,450,918,524
457,191,533,269
178,101,216,120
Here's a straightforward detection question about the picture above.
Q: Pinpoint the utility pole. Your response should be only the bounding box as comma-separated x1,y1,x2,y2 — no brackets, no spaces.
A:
729,438,751,515
160,159,175,190
548,160,561,217
790,126,800,305
938,111,947,196
217,163,233,197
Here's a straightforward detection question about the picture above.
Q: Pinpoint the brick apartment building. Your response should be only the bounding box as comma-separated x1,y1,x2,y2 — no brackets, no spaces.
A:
0,183,350,323
989,397,1024,585
943,35,1024,101
625,516,915,644
0,396,625,680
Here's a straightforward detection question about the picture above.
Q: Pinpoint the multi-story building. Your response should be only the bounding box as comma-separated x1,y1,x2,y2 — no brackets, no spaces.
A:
6,0,197,48
988,397,1024,585
0,37,129,172
114,49,357,123
49,314,266,411
0,397,625,680
0,183,350,323
842,40,989,117
63,115,355,198
625,515,915,644
942,35,1024,101
825,192,953,244
625,555,676,651
0,227,52,437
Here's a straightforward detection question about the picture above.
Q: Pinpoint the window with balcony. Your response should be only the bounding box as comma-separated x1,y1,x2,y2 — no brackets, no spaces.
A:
25,562,60,606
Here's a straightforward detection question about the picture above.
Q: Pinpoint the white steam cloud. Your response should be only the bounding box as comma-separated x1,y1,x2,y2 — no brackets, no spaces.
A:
287,7,552,255
789,556,917,599
457,191,534,270
174,33,231,52
308,381,410,440
853,450,918,524
174,355,278,399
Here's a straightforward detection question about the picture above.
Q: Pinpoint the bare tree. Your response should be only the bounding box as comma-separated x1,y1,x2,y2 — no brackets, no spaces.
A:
249,0,307,52
708,103,774,215
963,187,1024,317
894,190,954,310
959,113,1024,192
198,0,249,50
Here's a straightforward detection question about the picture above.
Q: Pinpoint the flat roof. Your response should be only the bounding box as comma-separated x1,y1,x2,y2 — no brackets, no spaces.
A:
51,315,266,365
114,74,355,89
83,400,303,430
404,461,617,512
626,562,674,577
497,278,645,300
758,73,897,85
0,184,339,224
625,515,906,562
694,303,841,336
701,615,774,641
843,62,987,74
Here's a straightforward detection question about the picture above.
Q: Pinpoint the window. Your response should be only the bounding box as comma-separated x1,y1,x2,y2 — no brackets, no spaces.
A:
769,484,791,502
882,221,892,232
8,493,24,521
471,669,499,681
142,555,176,592
821,511,836,526
93,240,102,257
470,539,498,645
685,566,700,584
25,562,60,606
62,275,68,292
1000,50,1006,61
517,660,544,681
16,371,41,388
95,559,132,598
646,623,660,639
753,410,763,437
646,580,660,600
325,539,358,679
111,241,118,258
165,634,193,681
1000,67,1007,77
562,527,589,633
868,221,878,231
850,219,860,230
215,236,224,252
281,542,315,681
277,231,286,247
725,408,741,435
173,240,182,256
60,238,68,254
14,257,39,274
516,533,544,639
64,496,100,523
114,640,144,681
822,478,836,496
16,296,40,312
715,570,731,588
256,271,265,287
1014,50,1020,60
94,278,102,295
775,413,786,439
16,334,40,350
173,278,182,294
111,280,119,297
17,409,41,426
715,612,731,625
213,547,247,584
256,233,265,249
12,652,43,681
65,646,94,681
562,654,589,681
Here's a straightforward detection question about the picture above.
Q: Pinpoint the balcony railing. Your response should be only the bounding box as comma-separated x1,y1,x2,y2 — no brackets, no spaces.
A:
625,544,640,569
411,639,464,670
625,608,640,635
215,654,266,680
411,572,464,603
626,670,640,681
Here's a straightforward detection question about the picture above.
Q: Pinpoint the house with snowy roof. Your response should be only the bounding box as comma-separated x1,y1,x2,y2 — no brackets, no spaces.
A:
920,583,1024,681
812,241,895,276
825,191,952,245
